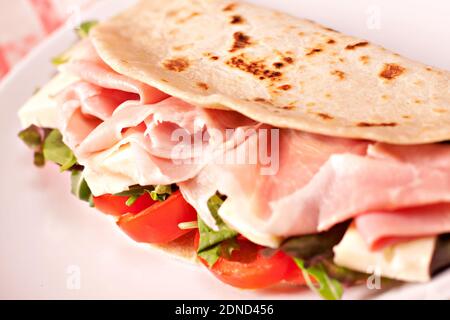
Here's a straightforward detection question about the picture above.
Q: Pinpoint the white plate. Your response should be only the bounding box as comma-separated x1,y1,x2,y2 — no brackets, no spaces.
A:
0,0,449,300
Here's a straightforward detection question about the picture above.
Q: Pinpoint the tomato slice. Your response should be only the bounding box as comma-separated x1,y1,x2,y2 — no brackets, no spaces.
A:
195,233,298,289
93,193,156,217
117,191,197,244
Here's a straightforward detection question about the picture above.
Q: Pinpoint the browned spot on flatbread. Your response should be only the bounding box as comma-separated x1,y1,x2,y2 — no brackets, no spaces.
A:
306,48,323,56
167,10,178,17
359,55,370,64
226,55,282,81
223,3,237,11
323,26,337,32
176,12,200,24
346,41,369,50
415,99,423,104
278,84,292,91
254,97,267,102
230,32,252,52
283,56,294,64
230,15,244,24
327,39,336,44
163,58,189,72
197,82,209,90
433,108,447,113
273,62,284,69
281,105,296,110
357,122,397,127
173,44,192,51
210,56,219,60
379,63,406,80
317,113,334,120
331,70,345,80
402,115,411,119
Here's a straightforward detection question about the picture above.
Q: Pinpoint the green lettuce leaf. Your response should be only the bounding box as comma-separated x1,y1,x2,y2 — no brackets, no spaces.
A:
18,125,49,167
281,222,350,265
51,54,69,66
114,184,174,206
76,20,98,38
197,194,239,267
71,170,93,204
293,258,343,300
43,129,77,171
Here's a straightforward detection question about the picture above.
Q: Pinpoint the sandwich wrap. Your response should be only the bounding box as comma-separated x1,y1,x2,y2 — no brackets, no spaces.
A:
17,0,450,293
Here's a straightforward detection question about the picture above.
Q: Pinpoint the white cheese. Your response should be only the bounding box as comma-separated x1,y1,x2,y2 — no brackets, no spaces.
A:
18,72,80,129
333,227,436,283
219,200,282,248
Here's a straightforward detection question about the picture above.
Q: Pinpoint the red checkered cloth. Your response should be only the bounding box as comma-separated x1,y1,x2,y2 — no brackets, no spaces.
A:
0,0,97,79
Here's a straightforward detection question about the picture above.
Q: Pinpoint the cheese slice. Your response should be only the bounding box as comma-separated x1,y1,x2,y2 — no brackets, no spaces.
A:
333,227,436,283
219,200,282,248
18,72,80,129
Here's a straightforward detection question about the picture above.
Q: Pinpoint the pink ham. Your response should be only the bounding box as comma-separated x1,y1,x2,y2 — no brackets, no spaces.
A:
55,39,450,249
355,203,450,250
56,40,255,195
180,130,450,248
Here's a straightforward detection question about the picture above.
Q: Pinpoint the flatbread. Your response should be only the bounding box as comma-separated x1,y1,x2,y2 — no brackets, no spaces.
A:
152,231,197,262
90,0,450,145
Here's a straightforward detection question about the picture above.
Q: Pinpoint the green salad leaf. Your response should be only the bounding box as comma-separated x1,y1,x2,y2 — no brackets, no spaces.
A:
281,222,350,265
150,185,173,202
293,258,343,300
197,194,239,267
71,170,93,204
114,184,174,206
76,20,98,38
43,129,77,171
18,125,49,167
51,54,69,66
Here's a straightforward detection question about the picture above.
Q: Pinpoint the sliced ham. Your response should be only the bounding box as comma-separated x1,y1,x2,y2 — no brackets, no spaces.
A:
54,39,450,250
56,40,255,195
180,130,450,248
355,203,450,250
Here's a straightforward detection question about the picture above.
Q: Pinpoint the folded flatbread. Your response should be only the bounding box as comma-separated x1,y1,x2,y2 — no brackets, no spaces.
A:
91,0,450,144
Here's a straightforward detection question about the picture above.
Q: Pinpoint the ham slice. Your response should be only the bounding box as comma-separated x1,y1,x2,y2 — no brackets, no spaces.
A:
180,130,450,248
56,40,255,195
355,203,450,250
54,39,450,249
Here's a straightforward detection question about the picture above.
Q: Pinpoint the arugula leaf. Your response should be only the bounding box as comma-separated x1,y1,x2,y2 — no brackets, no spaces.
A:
150,185,173,202
197,194,239,267
76,20,98,38
18,125,48,167
43,129,77,171
293,258,343,300
51,54,69,66
281,222,350,265
71,170,92,203
320,259,369,286
18,125,42,148
114,184,173,206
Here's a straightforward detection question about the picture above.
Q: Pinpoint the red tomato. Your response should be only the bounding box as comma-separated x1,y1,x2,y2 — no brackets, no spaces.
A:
117,191,197,244
93,193,156,217
284,261,307,286
194,232,297,289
